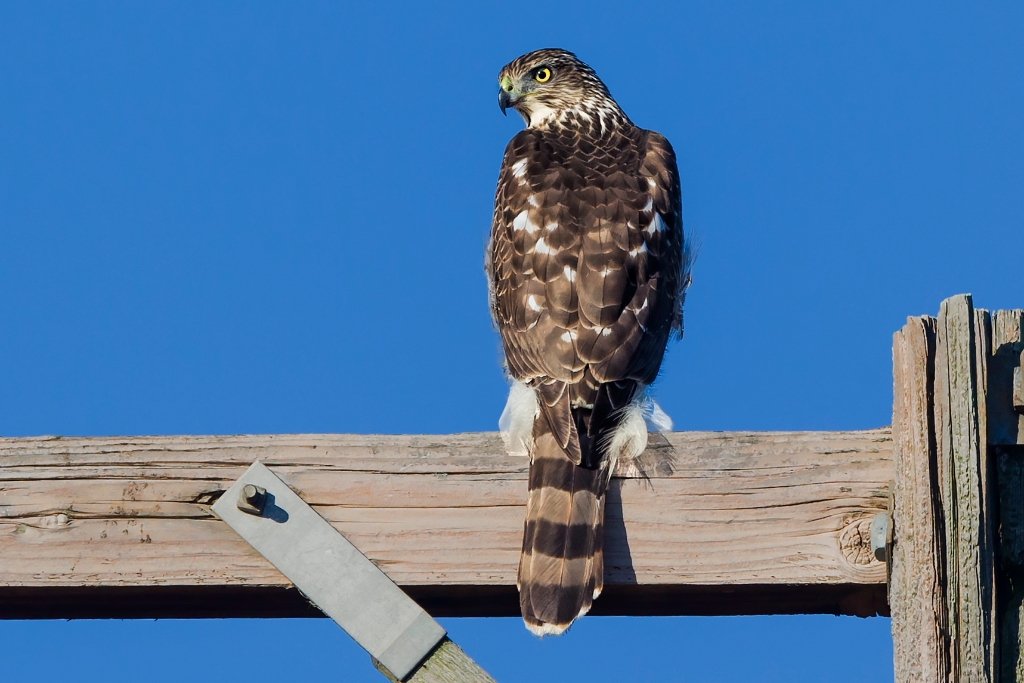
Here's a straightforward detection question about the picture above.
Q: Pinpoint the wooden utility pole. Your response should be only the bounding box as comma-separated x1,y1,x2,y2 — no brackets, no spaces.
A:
891,295,1024,683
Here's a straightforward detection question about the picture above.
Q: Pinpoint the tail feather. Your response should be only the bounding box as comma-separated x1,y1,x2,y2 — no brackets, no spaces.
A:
590,513,605,600
518,427,606,635
535,381,582,463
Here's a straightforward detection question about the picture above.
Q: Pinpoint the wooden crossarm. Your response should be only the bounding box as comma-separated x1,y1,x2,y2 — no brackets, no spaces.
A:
0,429,892,620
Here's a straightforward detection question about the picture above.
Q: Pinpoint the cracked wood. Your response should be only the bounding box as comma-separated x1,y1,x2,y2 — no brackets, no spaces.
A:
0,430,892,619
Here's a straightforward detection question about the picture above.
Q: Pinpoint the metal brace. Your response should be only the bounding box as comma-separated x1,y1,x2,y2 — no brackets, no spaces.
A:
212,461,448,681
1013,351,1023,413
870,512,890,563
871,481,895,601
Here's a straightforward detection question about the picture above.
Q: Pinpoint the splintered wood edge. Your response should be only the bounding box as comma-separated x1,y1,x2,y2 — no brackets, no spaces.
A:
891,316,949,683
936,295,998,681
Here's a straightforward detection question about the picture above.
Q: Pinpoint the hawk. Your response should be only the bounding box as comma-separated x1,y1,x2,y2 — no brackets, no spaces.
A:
486,48,691,636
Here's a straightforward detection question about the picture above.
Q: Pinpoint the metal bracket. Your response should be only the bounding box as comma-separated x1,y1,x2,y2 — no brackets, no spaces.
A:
212,461,447,681
1013,356,1023,413
877,481,895,603
870,512,890,563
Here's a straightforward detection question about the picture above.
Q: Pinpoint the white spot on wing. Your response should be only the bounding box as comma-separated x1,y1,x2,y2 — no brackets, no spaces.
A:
527,195,540,207
513,211,539,234
527,295,543,312
642,197,653,212
511,159,528,178
534,237,553,254
646,213,667,235
559,330,578,343
512,212,527,232
563,265,576,282
629,243,648,257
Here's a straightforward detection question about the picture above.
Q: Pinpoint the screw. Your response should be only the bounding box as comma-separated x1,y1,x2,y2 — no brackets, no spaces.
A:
238,484,267,516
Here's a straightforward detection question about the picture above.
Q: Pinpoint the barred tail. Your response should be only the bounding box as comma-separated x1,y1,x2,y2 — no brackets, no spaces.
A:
517,425,606,636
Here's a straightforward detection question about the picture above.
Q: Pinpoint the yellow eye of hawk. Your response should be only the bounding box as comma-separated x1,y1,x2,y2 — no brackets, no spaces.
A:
535,68,551,83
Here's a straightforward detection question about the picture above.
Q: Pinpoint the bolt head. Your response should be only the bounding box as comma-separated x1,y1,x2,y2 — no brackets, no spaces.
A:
237,484,267,515
243,484,259,503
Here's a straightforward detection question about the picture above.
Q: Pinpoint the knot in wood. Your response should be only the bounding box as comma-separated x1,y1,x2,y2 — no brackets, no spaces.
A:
839,517,879,567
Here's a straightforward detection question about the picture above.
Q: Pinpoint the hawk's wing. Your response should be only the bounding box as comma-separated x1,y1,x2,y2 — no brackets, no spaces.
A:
486,127,687,463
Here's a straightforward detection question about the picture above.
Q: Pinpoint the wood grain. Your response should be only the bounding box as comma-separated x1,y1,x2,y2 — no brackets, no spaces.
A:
990,309,1024,682
891,316,949,683
934,295,997,682
0,430,892,619
990,310,1024,446
374,638,496,683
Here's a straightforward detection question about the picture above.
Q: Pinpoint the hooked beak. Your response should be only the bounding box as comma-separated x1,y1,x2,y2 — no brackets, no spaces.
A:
498,89,512,116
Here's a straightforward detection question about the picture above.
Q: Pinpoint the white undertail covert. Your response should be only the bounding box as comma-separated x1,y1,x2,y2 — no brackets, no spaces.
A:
498,381,538,457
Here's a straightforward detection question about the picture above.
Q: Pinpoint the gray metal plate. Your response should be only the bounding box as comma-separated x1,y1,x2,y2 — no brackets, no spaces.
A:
212,461,446,681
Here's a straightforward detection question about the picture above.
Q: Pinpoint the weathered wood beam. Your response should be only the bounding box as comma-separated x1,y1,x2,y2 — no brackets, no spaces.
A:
891,315,949,683
992,309,1024,682
890,296,1023,683
0,430,892,620
374,639,496,683
934,295,998,681
933,296,995,679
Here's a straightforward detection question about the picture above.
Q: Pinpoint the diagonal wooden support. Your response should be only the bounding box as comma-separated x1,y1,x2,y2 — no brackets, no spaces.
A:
212,461,494,683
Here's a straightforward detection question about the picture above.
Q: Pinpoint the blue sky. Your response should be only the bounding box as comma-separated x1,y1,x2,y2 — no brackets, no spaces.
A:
1,2,1021,681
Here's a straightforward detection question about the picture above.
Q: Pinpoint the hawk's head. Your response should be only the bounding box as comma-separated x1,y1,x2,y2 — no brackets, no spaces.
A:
497,49,624,129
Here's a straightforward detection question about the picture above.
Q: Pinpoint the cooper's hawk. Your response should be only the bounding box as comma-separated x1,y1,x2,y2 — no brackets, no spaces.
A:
486,49,691,635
